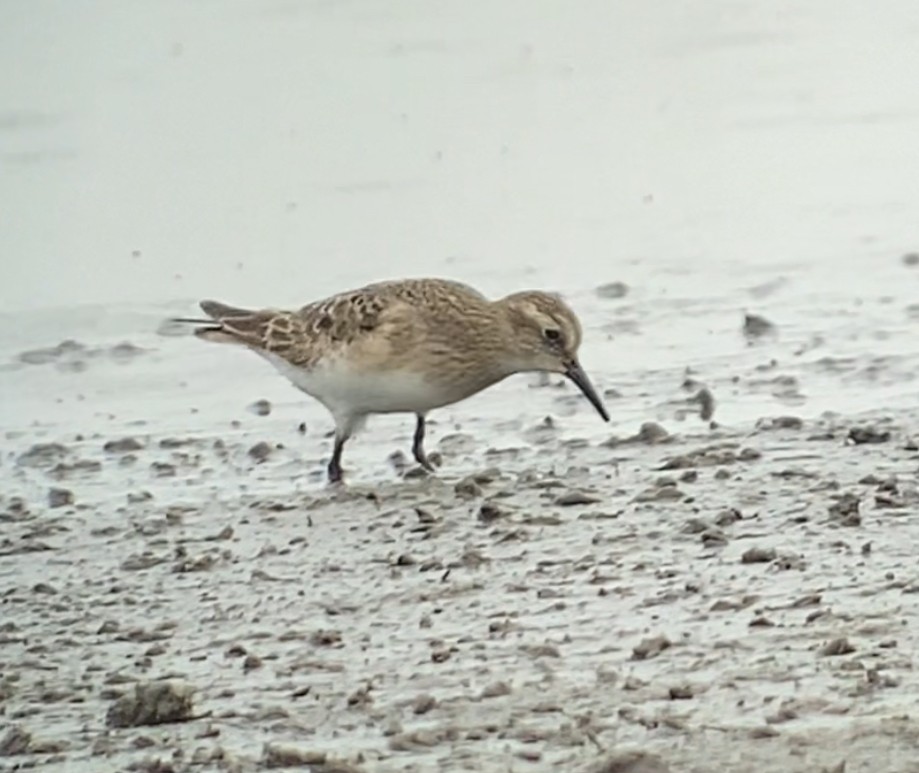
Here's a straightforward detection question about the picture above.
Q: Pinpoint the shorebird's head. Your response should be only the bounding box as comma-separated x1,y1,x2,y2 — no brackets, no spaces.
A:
501,290,610,422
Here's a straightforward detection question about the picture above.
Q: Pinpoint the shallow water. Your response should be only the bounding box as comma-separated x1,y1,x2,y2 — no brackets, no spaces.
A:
3,1,919,771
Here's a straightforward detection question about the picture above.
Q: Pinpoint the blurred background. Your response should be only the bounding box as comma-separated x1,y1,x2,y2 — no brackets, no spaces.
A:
2,0,919,442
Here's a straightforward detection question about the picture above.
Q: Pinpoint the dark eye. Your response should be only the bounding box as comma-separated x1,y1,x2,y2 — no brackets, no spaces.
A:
543,328,561,342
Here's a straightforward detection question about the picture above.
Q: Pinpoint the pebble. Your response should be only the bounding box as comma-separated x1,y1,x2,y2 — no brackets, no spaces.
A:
632,635,671,660
248,441,273,462
48,487,74,508
820,638,856,657
555,490,601,506
741,547,777,564
103,437,144,453
248,399,272,416
105,681,196,728
743,312,776,338
587,751,671,773
595,281,629,299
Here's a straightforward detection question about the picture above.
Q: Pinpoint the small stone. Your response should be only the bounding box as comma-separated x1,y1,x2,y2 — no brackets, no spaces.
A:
310,629,342,647
48,487,74,508
829,493,861,526
701,528,728,546
715,508,742,527
248,399,271,416
741,547,777,564
477,501,507,523
212,526,234,541
105,681,195,728
595,281,629,299
431,648,452,663
454,477,483,498
0,725,31,756
847,427,890,445
412,694,437,714
555,490,600,506
743,313,775,338
242,654,263,672
668,685,694,700
480,681,512,699
586,751,671,773
104,437,144,453
755,416,804,431
17,442,68,468
248,441,272,462
261,743,327,768
691,388,716,421
635,422,670,444
631,635,671,660
682,518,709,534
820,637,856,657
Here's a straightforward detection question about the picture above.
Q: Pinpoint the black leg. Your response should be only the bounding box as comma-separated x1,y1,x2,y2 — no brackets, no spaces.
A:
328,435,346,484
412,414,435,472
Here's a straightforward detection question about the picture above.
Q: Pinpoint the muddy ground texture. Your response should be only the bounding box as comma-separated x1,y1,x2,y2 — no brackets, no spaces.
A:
3,397,919,773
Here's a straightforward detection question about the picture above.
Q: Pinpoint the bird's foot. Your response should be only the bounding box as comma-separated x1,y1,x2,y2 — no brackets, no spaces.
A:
327,459,344,485
413,452,436,473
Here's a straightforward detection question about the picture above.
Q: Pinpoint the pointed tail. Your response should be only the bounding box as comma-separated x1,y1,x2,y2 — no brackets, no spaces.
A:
170,300,275,346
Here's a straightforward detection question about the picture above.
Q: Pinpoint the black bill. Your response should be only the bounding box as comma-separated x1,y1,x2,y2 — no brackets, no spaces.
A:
564,360,610,422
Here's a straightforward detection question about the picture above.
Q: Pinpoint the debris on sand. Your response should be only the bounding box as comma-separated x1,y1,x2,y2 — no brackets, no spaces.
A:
262,743,364,771
0,725,32,756
659,443,760,470
741,547,777,564
105,681,197,728
454,476,484,498
555,490,601,506
248,441,273,462
602,422,672,448
595,281,629,300
743,312,776,339
631,635,671,661
690,387,716,421
847,426,890,445
248,399,272,416
585,750,671,773
18,339,86,364
17,442,69,468
820,637,856,657
828,493,861,526
48,487,74,508
755,415,804,431
104,437,145,453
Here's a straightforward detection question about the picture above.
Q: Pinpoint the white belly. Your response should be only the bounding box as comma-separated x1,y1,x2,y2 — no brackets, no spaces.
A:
260,352,450,417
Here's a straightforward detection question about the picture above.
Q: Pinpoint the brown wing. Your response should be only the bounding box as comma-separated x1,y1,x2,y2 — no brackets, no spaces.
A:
191,279,488,368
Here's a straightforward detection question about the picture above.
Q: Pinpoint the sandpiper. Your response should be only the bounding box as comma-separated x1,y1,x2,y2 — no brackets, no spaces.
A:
174,278,609,483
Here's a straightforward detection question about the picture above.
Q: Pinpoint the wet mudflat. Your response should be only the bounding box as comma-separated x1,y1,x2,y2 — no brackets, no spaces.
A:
5,0,919,770
3,389,919,772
